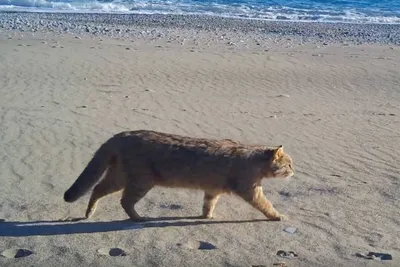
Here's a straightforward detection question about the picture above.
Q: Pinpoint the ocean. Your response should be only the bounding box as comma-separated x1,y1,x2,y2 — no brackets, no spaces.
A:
0,0,399,24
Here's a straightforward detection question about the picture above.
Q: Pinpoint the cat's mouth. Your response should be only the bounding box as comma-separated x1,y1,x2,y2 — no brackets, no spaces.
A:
270,170,294,179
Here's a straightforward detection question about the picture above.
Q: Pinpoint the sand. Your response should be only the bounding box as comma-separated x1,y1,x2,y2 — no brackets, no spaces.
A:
0,14,399,267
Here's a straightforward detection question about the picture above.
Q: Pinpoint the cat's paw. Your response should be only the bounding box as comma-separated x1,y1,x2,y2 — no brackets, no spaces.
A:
269,214,288,221
129,216,148,222
201,214,215,219
279,214,289,221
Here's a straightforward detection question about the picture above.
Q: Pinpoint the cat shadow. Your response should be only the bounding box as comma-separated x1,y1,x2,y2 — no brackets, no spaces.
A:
0,216,272,237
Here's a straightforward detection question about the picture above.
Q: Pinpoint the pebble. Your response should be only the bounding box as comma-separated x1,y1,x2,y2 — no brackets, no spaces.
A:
284,227,297,234
177,240,217,250
0,13,397,45
97,247,127,257
1,248,33,258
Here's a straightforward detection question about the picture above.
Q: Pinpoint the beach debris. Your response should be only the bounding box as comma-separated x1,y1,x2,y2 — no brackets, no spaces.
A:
284,227,297,234
273,262,288,267
355,252,392,261
77,105,87,108
277,250,298,258
331,174,342,177
1,248,33,258
97,247,127,257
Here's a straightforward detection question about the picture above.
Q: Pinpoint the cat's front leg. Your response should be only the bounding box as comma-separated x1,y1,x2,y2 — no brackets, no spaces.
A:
202,190,221,219
238,186,287,221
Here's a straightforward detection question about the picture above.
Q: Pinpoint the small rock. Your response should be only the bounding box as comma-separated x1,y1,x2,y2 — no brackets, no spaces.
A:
284,227,297,234
198,241,216,250
97,248,126,257
277,94,290,98
355,252,392,261
75,36,81,39
1,248,33,258
125,95,130,98
179,241,216,250
277,250,298,258
125,47,130,50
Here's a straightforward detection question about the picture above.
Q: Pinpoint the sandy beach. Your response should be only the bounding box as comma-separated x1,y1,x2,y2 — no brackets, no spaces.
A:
0,12,399,266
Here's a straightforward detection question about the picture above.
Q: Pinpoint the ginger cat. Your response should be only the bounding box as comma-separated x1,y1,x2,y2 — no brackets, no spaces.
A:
64,130,294,221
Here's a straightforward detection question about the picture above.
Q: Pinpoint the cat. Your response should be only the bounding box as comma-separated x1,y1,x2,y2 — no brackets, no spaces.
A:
64,130,294,221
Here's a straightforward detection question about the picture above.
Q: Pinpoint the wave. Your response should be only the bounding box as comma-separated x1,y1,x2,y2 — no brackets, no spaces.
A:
1,0,400,24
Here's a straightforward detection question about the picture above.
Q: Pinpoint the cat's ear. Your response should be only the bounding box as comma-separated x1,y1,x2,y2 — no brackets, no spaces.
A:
273,145,284,158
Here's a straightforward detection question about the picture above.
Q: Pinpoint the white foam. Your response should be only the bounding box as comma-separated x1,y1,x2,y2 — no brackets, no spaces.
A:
0,0,399,24
0,0,130,13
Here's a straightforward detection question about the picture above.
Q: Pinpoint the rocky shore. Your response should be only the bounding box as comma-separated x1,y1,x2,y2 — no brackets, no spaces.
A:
1,12,399,45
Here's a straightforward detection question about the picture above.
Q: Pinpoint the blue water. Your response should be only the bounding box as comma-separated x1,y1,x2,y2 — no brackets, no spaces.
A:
0,0,399,24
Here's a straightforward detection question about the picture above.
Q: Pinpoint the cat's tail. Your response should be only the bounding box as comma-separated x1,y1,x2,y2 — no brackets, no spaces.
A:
64,143,112,203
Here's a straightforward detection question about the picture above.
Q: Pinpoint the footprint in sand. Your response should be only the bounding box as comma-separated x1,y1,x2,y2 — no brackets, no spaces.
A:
97,248,127,257
1,248,33,258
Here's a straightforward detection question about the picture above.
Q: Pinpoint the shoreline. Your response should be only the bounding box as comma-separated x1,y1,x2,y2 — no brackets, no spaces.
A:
1,12,400,45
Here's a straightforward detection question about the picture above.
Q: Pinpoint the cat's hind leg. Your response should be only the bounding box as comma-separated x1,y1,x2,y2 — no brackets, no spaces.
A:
85,163,125,219
120,175,154,221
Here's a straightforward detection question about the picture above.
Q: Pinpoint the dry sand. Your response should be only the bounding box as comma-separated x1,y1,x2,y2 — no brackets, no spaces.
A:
0,27,399,267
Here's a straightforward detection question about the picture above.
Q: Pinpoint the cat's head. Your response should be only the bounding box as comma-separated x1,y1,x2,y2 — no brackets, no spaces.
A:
265,145,294,178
